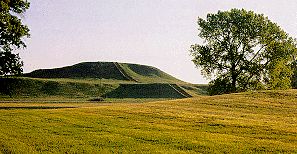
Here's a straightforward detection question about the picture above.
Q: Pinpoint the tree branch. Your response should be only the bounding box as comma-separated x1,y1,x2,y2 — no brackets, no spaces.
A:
249,44,267,62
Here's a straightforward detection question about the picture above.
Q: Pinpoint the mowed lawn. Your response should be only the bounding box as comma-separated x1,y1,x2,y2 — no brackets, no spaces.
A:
0,90,296,153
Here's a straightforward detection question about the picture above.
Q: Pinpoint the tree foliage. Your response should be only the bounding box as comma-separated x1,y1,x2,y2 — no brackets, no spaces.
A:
190,9,297,95
0,0,30,76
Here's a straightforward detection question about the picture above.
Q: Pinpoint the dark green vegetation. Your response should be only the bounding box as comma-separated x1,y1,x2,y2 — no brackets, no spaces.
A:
24,62,184,83
0,0,30,76
1,62,205,99
105,83,191,98
190,9,297,95
24,62,128,80
0,77,111,99
0,90,296,153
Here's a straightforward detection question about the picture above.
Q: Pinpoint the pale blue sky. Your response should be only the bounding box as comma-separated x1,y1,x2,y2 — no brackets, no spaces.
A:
20,0,297,83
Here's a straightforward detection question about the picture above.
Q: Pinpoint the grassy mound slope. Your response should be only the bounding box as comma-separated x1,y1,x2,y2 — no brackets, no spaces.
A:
0,77,202,99
24,62,128,80
4,62,205,99
24,61,184,83
0,90,296,153
119,63,185,83
15,61,196,98
0,77,113,99
104,83,188,98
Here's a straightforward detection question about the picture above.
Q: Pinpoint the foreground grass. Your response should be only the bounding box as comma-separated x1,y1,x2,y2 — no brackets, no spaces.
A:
0,90,296,153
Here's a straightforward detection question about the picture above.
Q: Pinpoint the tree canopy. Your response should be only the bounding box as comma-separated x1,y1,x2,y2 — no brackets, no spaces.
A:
190,9,297,95
0,0,30,76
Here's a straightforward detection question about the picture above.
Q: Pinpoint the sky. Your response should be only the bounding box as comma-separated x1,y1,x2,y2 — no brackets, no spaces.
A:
19,0,297,84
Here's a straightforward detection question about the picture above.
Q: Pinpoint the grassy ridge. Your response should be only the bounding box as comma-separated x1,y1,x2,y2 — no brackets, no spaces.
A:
104,83,188,98
119,63,185,83
0,77,206,99
24,61,184,83
0,90,296,153
9,61,198,99
0,77,113,99
24,62,128,80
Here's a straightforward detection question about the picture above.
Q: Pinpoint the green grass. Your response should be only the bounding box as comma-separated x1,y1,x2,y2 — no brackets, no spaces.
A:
23,61,185,84
30,77,136,85
23,62,128,80
0,77,205,99
0,90,296,153
2,61,207,99
181,84,209,96
104,83,188,98
119,63,186,83
0,77,114,99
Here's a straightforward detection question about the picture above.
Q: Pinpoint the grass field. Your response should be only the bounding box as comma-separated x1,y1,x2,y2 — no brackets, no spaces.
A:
0,90,296,153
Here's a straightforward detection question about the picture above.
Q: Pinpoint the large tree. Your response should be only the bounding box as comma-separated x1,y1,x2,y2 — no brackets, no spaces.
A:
0,0,30,76
190,9,297,95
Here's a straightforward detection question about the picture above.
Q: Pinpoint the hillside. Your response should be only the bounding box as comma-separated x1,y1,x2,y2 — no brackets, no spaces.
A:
119,63,185,83
104,83,191,98
0,77,199,99
1,62,206,99
24,62,185,84
0,77,113,99
0,90,296,153
24,62,127,80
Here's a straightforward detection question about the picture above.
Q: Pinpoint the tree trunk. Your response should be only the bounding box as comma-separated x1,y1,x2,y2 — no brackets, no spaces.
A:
231,63,237,92
231,73,237,92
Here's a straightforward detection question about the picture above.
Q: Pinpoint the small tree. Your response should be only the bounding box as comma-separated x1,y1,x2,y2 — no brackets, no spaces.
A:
190,9,297,95
0,0,30,76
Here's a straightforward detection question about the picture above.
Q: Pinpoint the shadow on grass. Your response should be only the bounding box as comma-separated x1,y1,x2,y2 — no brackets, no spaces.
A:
0,106,77,110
